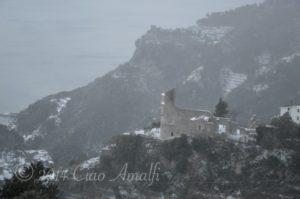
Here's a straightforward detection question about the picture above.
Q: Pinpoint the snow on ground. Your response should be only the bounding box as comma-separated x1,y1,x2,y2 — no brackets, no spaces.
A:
257,53,271,66
133,129,145,135
251,149,293,166
0,151,26,168
100,144,117,155
1,169,13,180
25,150,53,164
189,26,232,44
253,84,269,93
136,128,161,139
221,68,247,96
8,123,16,131
255,53,272,76
49,97,71,125
271,149,292,164
0,150,53,181
256,66,270,76
39,172,56,183
23,126,41,142
200,26,232,44
0,151,25,181
123,128,161,139
282,52,300,63
111,71,126,79
79,157,100,169
184,66,204,84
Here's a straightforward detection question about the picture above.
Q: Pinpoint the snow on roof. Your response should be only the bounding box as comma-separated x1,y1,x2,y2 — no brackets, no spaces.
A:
280,105,300,108
190,115,210,121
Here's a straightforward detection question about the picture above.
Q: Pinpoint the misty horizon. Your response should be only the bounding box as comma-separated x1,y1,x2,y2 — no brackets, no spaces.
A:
1,1,300,198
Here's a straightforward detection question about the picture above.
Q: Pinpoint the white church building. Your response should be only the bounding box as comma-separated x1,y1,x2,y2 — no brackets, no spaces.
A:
280,105,300,124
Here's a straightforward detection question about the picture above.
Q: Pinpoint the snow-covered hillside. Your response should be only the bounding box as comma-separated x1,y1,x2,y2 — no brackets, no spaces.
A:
0,150,53,181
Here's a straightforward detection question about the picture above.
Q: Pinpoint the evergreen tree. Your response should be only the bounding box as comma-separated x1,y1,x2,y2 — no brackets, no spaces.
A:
161,135,192,173
271,112,299,139
257,113,300,149
214,98,229,117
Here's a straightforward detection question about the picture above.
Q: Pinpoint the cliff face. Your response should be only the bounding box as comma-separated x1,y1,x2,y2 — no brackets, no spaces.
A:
15,0,300,163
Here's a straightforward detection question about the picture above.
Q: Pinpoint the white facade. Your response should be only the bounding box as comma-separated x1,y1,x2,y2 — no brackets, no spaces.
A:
280,106,300,124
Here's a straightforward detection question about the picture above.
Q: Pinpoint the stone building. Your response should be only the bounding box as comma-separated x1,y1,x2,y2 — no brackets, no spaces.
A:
160,89,246,140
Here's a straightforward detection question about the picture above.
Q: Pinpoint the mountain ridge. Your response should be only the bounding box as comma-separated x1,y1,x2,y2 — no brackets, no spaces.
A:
14,0,300,164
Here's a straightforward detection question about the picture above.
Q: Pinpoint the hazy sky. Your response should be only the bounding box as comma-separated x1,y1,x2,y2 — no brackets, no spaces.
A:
0,0,264,113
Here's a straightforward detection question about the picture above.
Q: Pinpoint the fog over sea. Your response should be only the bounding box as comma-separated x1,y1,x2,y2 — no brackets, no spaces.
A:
0,0,263,113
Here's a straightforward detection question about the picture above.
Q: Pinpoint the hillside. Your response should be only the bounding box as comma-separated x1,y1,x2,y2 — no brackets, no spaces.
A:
1,113,300,198
59,127,300,198
14,0,300,163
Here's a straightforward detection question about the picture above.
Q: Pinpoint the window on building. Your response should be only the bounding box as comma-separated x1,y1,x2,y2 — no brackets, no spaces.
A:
198,125,201,131
297,117,299,121
288,107,290,111
171,132,174,137
298,109,300,113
